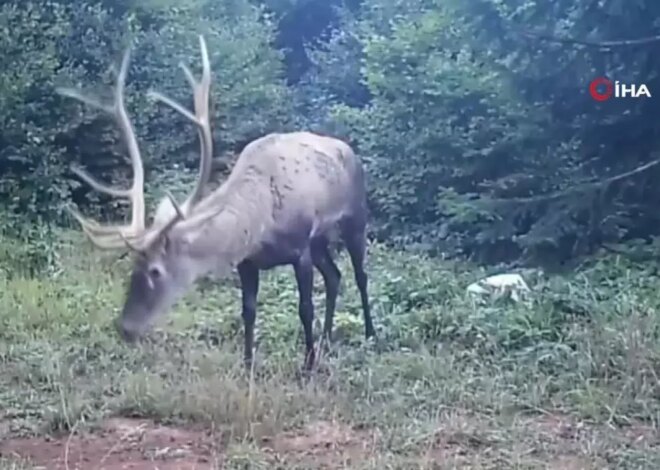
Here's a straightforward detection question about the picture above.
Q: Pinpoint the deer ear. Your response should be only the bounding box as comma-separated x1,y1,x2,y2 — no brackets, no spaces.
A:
161,233,172,254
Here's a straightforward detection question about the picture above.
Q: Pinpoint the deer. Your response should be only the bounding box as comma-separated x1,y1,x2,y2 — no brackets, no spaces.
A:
57,35,376,372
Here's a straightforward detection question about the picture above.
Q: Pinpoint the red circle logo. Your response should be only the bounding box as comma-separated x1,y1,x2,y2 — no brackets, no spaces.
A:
589,77,613,101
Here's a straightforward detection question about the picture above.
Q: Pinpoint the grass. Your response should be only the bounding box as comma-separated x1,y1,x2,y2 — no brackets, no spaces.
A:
0,229,659,468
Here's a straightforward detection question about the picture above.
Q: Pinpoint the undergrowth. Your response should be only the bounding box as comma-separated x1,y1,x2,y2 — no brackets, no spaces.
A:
0,229,659,468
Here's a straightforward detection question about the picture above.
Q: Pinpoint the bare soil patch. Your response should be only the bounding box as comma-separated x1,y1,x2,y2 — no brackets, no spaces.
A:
1,418,374,469
0,418,218,469
260,419,375,467
1,413,656,469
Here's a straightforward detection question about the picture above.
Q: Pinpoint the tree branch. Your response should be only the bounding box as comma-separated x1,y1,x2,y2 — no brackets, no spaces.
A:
515,28,660,50
485,156,660,206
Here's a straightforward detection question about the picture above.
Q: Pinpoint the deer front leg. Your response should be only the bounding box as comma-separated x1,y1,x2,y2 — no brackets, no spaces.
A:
237,261,259,371
294,247,316,372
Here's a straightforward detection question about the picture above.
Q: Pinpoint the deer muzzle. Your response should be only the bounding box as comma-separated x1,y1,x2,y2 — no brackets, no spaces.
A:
115,316,142,343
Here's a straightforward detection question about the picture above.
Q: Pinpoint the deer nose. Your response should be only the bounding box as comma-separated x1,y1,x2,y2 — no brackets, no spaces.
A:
115,318,138,343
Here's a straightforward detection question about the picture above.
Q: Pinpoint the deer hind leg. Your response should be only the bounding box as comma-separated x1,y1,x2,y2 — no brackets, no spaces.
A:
294,246,316,371
237,260,259,371
340,217,375,339
311,236,341,343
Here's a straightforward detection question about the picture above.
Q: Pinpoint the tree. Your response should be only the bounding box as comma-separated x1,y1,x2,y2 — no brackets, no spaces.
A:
1,0,294,232
298,0,660,266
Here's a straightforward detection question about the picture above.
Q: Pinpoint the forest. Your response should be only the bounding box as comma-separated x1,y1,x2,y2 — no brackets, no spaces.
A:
1,0,659,468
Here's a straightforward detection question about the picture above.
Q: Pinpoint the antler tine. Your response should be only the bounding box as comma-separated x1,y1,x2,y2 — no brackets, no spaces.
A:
147,35,214,219
70,166,129,198
114,46,146,235
64,205,135,249
57,44,147,250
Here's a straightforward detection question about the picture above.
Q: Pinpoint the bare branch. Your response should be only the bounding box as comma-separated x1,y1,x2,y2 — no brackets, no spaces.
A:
485,156,660,207
516,28,660,50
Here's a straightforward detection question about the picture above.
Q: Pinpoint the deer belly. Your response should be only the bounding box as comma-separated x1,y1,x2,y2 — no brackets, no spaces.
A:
250,215,315,267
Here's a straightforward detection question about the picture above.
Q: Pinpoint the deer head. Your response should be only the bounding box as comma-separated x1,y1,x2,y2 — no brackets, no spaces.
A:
58,36,217,340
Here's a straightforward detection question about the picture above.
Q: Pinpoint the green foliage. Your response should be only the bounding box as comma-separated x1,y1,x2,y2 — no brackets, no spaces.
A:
0,0,292,243
4,2,660,466
296,6,369,116
317,1,546,259
0,1,117,225
4,0,660,268
0,226,60,279
295,0,660,265
1,231,659,466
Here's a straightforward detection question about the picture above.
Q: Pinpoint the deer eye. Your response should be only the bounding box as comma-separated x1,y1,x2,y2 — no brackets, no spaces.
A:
148,266,162,279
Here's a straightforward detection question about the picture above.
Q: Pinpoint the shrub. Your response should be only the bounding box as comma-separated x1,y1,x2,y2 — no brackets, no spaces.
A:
1,0,294,235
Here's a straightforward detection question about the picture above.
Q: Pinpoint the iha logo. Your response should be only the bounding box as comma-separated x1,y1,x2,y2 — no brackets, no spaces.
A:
589,77,652,101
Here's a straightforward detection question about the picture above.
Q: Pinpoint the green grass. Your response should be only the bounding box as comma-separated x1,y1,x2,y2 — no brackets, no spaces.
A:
0,230,659,469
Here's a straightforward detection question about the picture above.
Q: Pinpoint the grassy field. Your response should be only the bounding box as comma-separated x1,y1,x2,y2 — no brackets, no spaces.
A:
0,231,659,469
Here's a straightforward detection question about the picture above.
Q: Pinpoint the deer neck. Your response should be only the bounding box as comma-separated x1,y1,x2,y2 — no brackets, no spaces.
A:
176,177,272,277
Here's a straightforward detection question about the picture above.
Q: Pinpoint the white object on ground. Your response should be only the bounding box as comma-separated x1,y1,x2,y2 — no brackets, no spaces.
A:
466,273,531,302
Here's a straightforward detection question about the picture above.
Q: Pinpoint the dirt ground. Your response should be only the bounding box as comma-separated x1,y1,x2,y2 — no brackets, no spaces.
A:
0,417,372,469
1,418,216,469
1,414,657,469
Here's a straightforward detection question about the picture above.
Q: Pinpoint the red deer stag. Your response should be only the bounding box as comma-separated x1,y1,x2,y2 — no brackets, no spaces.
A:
58,36,375,371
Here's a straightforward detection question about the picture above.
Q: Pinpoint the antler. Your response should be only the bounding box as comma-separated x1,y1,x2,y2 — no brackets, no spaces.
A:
148,35,214,229
57,46,146,250
60,35,214,251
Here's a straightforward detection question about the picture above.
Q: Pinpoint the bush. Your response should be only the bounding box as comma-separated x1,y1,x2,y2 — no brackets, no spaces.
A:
0,1,124,228
1,0,294,234
315,1,545,259
296,0,660,266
